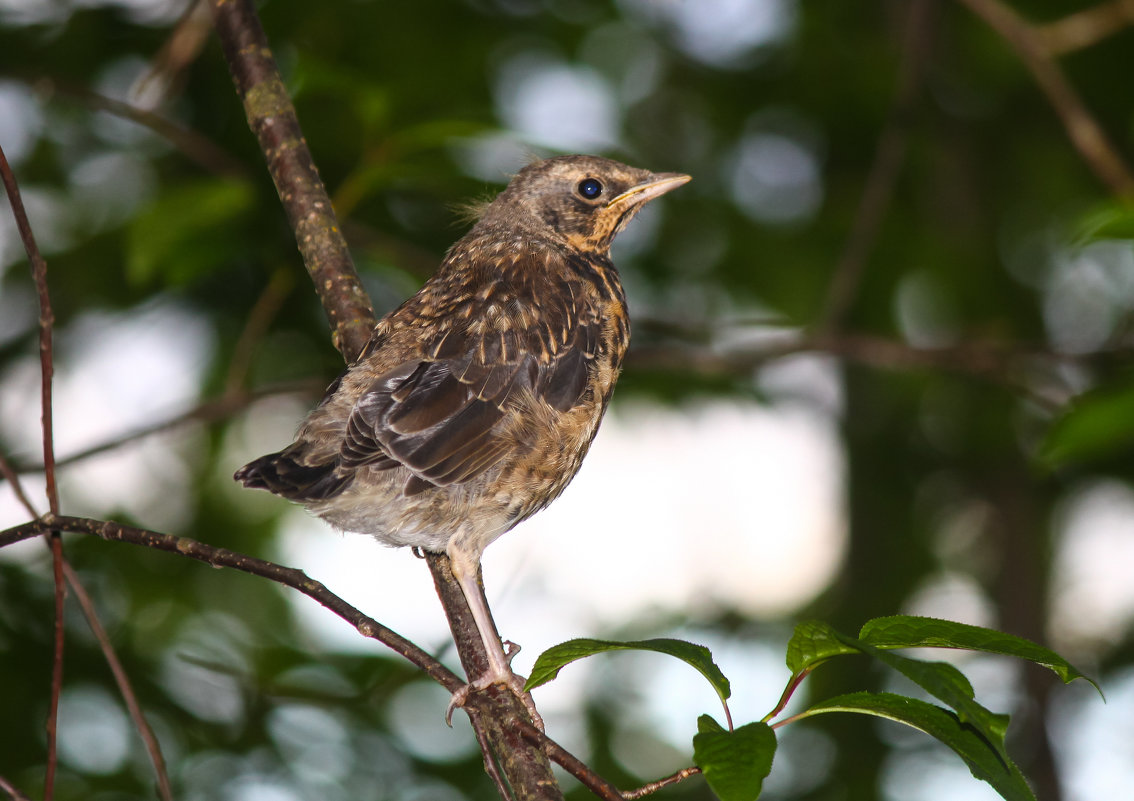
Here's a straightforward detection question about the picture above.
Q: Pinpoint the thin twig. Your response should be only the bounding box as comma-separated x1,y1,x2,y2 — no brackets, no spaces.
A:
0,454,39,517
0,456,175,801
957,0,1134,197
44,534,64,801
467,706,515,801
514,720,623,801
0,774,31,801
136,0,212,106
224,268,296,394
62,562,174,801
7,380,323,475
37,81,247,178
0,137,65,801
819,0,937,334
0,140,58,516
628,330,1086,411
0,515,464,693
620,767,703,800
1036,0,1134,56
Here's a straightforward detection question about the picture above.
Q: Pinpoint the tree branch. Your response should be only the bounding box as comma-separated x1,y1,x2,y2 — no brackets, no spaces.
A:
62,561,174,801
224,267,296,393
0,137,65,801
6,380,323,475
957,0,1134,197
1036,0,1134,56
627,330,1093,410
513,720,702,800
0,515,465,693
427,554,562,801
208,0,375,361
34,80,248,178
0,457,175,799
0,775,31,801
514,720,623,801
0,454,39,516
620,766,703,800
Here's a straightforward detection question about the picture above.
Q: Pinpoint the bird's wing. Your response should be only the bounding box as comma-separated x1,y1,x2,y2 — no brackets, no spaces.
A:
341,264,601,494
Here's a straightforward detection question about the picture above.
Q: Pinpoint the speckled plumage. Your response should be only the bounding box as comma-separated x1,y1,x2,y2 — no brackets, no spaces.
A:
236,154,689,716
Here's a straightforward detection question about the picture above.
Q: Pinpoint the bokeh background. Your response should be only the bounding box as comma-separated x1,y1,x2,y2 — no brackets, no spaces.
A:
2,0,1134,799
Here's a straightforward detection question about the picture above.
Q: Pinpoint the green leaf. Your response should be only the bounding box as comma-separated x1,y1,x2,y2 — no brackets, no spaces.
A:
784,620,860,674
693,715,776,801
798,692,1035,801
866,646,1010,757
1037,378,1134,469
127,178,254,285
859,616,1100,694
525,637,731,708
783,621,1014,759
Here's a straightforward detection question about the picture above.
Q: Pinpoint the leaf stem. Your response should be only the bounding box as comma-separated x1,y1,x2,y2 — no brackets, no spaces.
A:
763,666,816,724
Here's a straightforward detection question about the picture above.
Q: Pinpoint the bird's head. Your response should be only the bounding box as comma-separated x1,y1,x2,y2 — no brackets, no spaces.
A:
479,155,690,254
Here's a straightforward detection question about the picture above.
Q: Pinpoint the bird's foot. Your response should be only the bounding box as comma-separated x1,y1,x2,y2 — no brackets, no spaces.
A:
445,668,545,732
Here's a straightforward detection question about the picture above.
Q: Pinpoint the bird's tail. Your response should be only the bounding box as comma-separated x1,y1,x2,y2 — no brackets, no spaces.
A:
234,450,351,501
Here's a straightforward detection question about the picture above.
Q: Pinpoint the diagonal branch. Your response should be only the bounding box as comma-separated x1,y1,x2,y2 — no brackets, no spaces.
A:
62,561,175,801
38,81,248,177
0,454,39,516
514,721,623,801
208,0,374,361
1036,0,1134,56
0,775,31,801
513,720,703,800
0,515,465,693
7,381,323,475
957,0,1134,197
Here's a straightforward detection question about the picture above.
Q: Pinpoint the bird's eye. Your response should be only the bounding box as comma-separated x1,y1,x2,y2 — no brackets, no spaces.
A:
577,178,603,200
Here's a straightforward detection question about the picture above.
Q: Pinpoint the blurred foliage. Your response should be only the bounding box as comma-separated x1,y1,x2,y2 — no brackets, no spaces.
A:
2,0,1134,799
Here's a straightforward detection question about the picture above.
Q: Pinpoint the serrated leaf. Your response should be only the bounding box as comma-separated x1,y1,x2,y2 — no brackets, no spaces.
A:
785,620,859,674
525,638,731,710
859,616,1099,694
867,645,1011,756
693,715,776,801
780,622,1014,759
799,692,1035,801
1037,378,1134,469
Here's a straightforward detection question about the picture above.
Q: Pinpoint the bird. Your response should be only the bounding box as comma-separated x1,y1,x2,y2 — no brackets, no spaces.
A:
235,154,690,724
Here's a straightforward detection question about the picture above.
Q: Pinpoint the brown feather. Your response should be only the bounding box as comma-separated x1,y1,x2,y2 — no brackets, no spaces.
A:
234,154,688,559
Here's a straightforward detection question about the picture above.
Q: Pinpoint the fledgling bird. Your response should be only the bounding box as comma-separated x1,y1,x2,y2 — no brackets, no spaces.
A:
235,154,689,721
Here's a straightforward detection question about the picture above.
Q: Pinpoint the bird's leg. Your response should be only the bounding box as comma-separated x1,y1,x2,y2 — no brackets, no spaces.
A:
445,544,544,730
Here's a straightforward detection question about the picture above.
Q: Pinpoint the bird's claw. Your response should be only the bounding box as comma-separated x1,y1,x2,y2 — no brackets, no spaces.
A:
445,670,545,732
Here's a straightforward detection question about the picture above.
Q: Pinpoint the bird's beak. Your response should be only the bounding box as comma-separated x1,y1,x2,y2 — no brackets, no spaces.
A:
607,172,691,209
